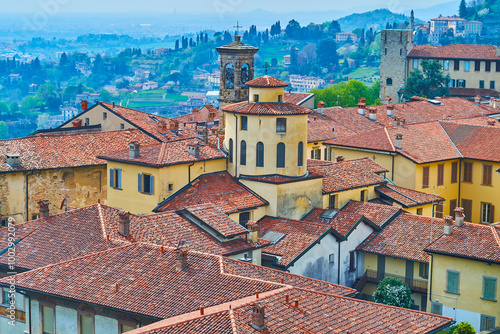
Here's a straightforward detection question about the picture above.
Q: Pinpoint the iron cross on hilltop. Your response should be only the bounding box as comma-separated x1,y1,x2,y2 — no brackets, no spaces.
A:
263,61,270,74
234,21,243,36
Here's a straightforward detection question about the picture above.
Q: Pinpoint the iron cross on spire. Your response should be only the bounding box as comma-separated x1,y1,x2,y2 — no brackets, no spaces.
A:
263,61,270,75
234,21,243,36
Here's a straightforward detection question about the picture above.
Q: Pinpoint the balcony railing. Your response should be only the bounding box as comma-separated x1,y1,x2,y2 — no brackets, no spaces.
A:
363,269,428,294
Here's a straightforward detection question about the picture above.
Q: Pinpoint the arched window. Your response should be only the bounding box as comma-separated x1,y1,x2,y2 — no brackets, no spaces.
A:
240,140,247,166
229,138,233,163
241,63,252,88
298,142,304,167
277,143,285,168
386,78,393,86
256,142,264,167
224,63,234,89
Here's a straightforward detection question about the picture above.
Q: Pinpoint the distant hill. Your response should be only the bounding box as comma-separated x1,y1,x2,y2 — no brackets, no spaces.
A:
336,9,418,33
411,0,460,22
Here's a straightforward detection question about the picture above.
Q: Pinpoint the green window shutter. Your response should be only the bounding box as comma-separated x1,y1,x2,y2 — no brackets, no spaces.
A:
110,169,115,188
150,175,154,195
117,169,122,189
447,271,459,293
483,278,496,301
138,174,143,193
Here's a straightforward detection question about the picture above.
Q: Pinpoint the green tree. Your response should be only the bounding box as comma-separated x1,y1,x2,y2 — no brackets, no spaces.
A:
459,0,468,18
62,86,78,102
317,39,339,68
36,84,56,103
21,96,41,114
100,89,112,103
404,59,450,99
373,277,413,309
448,321,475,334
10,102,19,113
0,121,9,139
0,102,9,116
311,80,379,107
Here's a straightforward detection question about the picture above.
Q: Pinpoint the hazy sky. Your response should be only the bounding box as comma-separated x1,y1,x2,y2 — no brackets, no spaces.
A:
3,0,452,14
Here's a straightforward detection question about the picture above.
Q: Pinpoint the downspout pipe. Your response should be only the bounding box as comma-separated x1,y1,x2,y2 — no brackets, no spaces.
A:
428,253,433,303
25,172,34,221
217,137,228,158
337,240,341,285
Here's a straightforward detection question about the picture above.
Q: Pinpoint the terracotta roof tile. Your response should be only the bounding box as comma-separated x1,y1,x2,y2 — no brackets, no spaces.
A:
222,101,312,115
303,209,368,237
155,172,268,214
307,158,387,194
342,201,401,228
240,171,323,184
359,213,446,262
449,87,500,98
425,223,500,264
376,184,444,208
0,129,157,173
99,138,225,167
408,44,500,60
128,288,452,334
257,217,331,267
245,75,288,88
307,112,358,142
284,92,314,105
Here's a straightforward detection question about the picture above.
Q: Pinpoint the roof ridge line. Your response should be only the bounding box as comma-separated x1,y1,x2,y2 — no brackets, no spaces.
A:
385,185,419,205
156,142,168,165
384,127,396,151
438,121,464,158
491,225,500,249
229,308,239,334
97,203,108,240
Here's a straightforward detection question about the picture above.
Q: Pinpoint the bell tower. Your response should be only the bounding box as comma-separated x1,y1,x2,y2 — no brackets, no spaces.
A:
216,35,259,131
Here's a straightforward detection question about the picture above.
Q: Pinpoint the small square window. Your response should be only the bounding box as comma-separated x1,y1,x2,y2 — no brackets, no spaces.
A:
480,80,485,89
241,116,248,131
481,315,496,331
120,123,125,130
103,112,107,120
329,254,335,263
168,183,174,192
490,81,495,90
254,94,259,102
278,95,283,102
416,208,423,215
276,118,286,134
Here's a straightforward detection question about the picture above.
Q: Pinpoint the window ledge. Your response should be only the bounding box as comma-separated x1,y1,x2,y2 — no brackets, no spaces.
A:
276,132,286,135
481,184,493,187
112,187,123,191
480,297,497,302
444,291,460,295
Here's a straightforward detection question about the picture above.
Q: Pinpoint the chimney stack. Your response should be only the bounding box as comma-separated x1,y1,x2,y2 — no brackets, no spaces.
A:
454,207,465,227
444,216,454,236
247,221,259,243
474,95,481,106
336,156,345,162
192,107,200,114
384,96,392,105
487,120,496,126
81,100,88,111
5,153,21,166
112,101,116,109
197,127,209,143
496,46,500,57
250,302,265,330
317,101,325,115
386,104,395,117
368,107,377,121
118,210,130,236
357,100,366,116
395,134,403,150
38,200,50,218
72,119,83,127
129,141,140,159
187,141,200,158
176,248,189,270
158,122,168,134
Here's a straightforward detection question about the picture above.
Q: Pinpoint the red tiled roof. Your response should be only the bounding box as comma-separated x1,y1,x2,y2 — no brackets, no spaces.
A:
155,172,268,214
99,138,226,167
359,213,446,262
0,129,157,173
258,217,331,267
425,223,500,264
441,122,500,162
99,103,199,142
342,200,401,228
181,203,248,238
449,87,500,98
240,171,324,184
376,184,444,208
303,209,369,237
307,158,387,194
326,122,462,164
245,75,289,88
284,92,314,105
408,44,500,60
128,287,452,334
172,105,220,124
222,101,312,115
307,112,358,142
444,115,500,127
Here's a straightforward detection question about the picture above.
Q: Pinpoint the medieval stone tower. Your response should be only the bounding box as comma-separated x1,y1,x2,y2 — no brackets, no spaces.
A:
216,36,259,131
379,30,414,102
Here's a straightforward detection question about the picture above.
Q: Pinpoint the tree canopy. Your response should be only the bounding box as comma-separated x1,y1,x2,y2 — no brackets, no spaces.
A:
404,59,450,99
373,277,413,309
311,80,380,107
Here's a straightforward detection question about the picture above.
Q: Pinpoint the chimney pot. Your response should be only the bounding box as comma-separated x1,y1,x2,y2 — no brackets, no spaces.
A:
357,102,366,116
294,300,299,308
285,294,289,303
176,248,189,270
368,107,377,121
444,215,454,236
386,104,395,117
395,134,403,150
6,153,21,166
38,200,50,218
72,119,83,127
197,127,209,143
118,210,130,236
81,100,88,111
113,101,115,109
200,305,204,315
251,302,265,330
187,141,200,158
129,141,140,159
454,207,465,227
247,221,259,243
317,101,325,115
474,95,481,105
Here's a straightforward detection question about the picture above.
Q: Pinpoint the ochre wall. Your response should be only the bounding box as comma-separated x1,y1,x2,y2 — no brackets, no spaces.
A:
60,105,136,132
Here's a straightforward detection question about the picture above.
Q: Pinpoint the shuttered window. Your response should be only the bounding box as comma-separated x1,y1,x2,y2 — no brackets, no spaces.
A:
229,139,233,163
481,315,496,331
256,142,264,167
138,174,154,195
435,203,444,219
462,199,473,222
298,142,304,167
482,277,497,301
431,302,443,315
276,118,286,133
422,166,430,188
449,199,457,216
437,164,444,186
240,140,246,166
451,162,458,183
483,164,492,186
463,162,473,183
110,169,122,189
446,270,460,294
277,143,285,168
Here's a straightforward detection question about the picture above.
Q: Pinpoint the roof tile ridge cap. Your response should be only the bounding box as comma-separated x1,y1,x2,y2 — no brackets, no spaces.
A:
384,127,396,151
97,202,108,240
156,142,168,165
229,308,239,334
491,225,500,249
438,121,463,158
